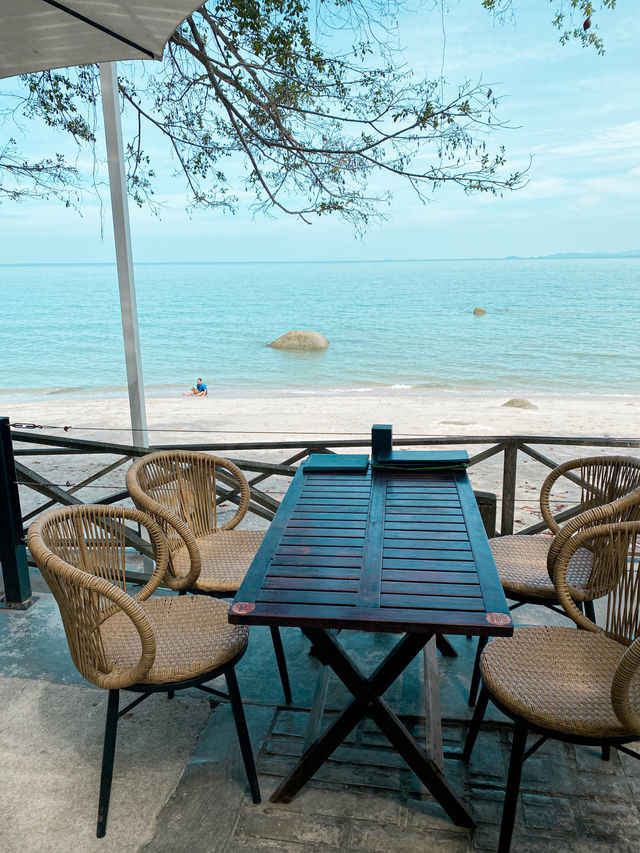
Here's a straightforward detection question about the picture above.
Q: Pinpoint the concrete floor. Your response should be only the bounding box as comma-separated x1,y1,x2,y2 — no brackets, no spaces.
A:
1,569,638,853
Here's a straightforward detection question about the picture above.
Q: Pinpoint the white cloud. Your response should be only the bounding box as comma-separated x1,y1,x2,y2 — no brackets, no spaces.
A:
544,121,640,161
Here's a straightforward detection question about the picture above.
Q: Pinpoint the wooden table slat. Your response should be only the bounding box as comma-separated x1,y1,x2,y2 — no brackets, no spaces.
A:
277,545,364,558
383,547,474,560
263,576,360,592
385,507,464,517
269,555,363,568
384,521,467,532
380,581,483,598
281,536,366,548
380,593,485,611
291,511,369,521
268,565,361,579
231,461,512,636
384,529,468,541
286,519,367,530
382,568,479,584
257,588,357,606
383,540,474,552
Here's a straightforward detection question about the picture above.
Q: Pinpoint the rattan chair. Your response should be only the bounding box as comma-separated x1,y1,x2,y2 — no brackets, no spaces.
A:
462,490,640,853
27,505,261,838
126,449,292,704
468,456,640,706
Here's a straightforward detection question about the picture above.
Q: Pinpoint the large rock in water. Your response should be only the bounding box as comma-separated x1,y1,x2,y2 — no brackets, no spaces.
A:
501,398,538,410
268,330,329,350
473,307,487,316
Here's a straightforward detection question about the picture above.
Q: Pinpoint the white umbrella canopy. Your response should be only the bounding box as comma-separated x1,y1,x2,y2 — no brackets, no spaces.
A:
0,1,203,78
0,1,204,445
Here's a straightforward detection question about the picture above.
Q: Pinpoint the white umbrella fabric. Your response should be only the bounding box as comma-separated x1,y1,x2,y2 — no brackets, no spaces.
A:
0,1,204,444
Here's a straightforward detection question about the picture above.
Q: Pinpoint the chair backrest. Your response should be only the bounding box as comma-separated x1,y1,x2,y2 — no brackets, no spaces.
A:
552,514,640,734
553,491,640,643
126,450,251,547
540,456,640,534
27,505,167,690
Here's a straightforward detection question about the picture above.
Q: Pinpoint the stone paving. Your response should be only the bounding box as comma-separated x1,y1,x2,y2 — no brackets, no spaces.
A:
148,702,640,853
1,577,640,852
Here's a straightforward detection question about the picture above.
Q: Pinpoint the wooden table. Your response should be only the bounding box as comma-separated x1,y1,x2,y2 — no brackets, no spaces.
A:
230,456,513,826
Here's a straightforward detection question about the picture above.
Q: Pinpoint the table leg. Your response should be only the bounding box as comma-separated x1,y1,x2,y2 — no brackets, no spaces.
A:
435,635,458,657
303,657,332,751
271,629,475,828
423,637,444,773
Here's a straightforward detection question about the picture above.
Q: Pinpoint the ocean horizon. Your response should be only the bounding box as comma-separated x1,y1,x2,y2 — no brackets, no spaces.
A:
2,258,639,400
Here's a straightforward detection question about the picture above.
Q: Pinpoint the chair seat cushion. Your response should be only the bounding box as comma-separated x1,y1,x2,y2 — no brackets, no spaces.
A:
172,529,265,593
490,534,593,600
481,626,639,738
100,595,248,685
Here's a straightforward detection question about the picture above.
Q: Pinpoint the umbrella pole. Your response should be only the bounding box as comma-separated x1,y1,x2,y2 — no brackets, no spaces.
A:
99,62,148,448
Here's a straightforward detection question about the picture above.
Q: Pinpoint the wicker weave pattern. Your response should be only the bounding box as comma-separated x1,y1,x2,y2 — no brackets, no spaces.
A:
27,506,170,689
171,529,266,592
489,457,640,603
482,516,640,738
27,505,250,689
100,595,248,684
539,456,640,534
480,626,640,738
490,534,593,599
127,450,259,593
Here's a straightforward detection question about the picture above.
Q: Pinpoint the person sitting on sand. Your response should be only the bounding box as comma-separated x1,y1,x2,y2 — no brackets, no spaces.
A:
184,378,208,396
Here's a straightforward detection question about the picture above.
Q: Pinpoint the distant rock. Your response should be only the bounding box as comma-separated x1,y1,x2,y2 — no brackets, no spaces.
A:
501,398,538,410
268,330,329,350
473,307,487,316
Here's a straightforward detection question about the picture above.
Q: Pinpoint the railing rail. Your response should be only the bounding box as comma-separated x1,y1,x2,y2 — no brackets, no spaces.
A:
6,422,640,590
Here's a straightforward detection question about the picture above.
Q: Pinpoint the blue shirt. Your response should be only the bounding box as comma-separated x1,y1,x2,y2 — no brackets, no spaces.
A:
196,382,207,392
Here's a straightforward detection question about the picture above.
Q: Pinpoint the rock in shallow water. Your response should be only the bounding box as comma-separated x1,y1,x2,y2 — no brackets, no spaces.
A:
473,307,487,315
268,330,329,350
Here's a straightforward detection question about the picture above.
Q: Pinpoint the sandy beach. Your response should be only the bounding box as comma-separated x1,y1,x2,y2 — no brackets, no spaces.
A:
7,389,640,529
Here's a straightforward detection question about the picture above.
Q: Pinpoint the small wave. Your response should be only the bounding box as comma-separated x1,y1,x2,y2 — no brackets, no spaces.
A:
391,384,413,389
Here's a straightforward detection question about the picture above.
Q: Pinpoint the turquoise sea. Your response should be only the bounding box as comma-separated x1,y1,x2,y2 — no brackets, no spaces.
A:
1,258,639,399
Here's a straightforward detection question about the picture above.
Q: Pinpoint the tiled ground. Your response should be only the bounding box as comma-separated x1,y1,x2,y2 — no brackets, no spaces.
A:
220,709,640,853
2,579,640,852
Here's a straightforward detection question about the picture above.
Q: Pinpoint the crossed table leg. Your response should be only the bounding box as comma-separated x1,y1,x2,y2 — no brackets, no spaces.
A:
270,628,475,828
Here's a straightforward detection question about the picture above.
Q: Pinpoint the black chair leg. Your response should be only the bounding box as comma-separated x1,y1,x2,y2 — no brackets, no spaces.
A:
468,635,488,707
602,744,611,761
585,599,596,623
167,690,175,700
462,685,489,761
498,719,529,853
97,689,119,838
226,667,261,804
270,626,292,705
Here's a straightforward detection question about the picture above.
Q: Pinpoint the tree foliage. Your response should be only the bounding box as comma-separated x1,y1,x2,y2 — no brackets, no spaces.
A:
484,0,616,54
0,0,616,226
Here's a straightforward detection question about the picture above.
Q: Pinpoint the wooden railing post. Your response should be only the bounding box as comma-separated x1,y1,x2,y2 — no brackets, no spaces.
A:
0,417,33,607
501,441,518,536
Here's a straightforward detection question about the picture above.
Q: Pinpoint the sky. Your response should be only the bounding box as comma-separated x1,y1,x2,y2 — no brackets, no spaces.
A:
0,1,638,263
